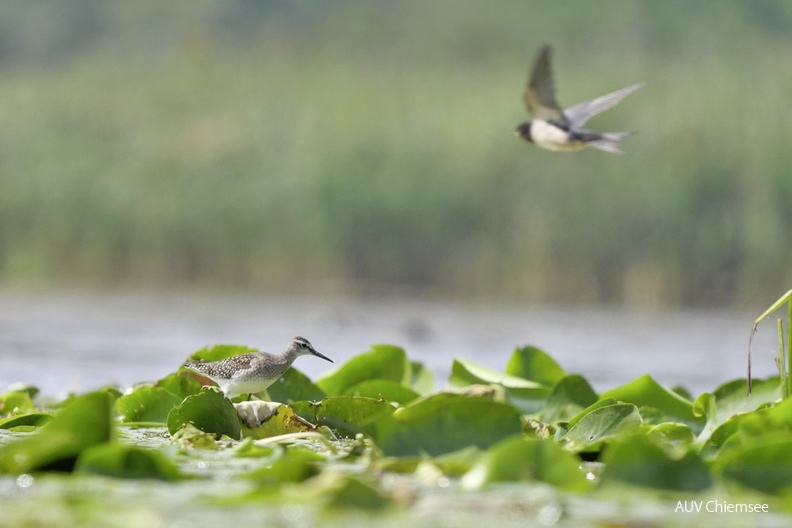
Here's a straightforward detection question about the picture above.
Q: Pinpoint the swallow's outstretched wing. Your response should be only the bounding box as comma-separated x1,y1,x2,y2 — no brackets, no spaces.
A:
563,82,646,128
522,44,567,124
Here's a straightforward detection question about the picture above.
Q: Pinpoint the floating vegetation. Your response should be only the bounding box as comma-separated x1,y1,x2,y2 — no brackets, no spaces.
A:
1,343,790,526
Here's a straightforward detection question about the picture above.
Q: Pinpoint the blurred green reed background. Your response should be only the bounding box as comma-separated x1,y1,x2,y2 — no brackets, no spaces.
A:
0,0,790,307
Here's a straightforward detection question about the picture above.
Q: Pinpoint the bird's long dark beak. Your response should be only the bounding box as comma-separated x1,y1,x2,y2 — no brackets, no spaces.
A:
312,349,333,363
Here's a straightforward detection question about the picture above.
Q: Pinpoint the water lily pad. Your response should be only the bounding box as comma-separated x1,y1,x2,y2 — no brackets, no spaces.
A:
235,438,277,458
156,372,203,400
599,374,702,430
409,361,435,394
540,374,598,424
0,391,114,474
265,367,327,403
325,476,389,511
693,377,780,449
244,446,324,485
716,435,792,495
559,403,642,453
449,358,549,414
115,386,184,423
713,397,792,461
602,433,712,491
316,345,411,397
0,390,35,415
75,443,184,480
291,396,394,437
166,387,241,440
171,423,219,450
187,344,259,362
238,401,316,438
505,345,566,386
646,423,695,459
462,436,590,491
366,392,522,457
342,380,420,405
0,412,52,430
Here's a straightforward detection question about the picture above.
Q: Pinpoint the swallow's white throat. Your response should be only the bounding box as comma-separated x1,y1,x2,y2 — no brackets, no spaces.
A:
530,119,584,151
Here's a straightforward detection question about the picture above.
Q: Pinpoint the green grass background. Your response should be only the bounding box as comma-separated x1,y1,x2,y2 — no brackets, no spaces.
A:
1,0,791,307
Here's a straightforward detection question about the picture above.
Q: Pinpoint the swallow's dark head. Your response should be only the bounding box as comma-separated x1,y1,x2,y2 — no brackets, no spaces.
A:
514,121,533,143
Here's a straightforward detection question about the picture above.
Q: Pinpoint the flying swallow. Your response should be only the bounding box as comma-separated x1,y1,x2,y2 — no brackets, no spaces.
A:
515,45,645,154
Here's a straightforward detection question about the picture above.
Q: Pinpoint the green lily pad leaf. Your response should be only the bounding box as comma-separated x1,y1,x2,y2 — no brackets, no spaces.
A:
559,403,642,453
602,433,712,491
671,385,694,401
565,398,617,430
646,423,695,459
291,396,394,437
505,346,566,386
0,412,52,430
0,391,114,474
98,386,124,403
713,397,792,462
462,436,590,491
317,345,410,397
266,367,327,403
374,446,483,477
156,373,203,400
716,435,792,495
432,446,484,476
449,358,549,415
366,393,523,457
171,423,219,450
1,385,39,400
234,438,277,458
599,374,702,430
188,344,259,362
693,377,780,449
409,361,435,394
326,476,389,511
238,402,316,439
342,380,420,405
244,446,324,485
166,387,241,440
75,443,184,480
540,375,598,424
0,390,35,415
115,386,184,424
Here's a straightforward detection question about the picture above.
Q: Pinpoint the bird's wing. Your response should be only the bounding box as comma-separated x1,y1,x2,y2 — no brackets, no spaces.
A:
523,44,567,124
564,81,646,128
226,354,257,377
188,354,256,378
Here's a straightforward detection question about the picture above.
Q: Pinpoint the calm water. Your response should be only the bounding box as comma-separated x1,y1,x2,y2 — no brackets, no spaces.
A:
0,290,780,398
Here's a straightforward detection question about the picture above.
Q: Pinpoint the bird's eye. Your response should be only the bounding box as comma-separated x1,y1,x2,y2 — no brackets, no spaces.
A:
300,342,308,349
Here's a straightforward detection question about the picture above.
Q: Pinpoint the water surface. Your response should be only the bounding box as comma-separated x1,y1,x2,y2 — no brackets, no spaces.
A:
0,290,779,398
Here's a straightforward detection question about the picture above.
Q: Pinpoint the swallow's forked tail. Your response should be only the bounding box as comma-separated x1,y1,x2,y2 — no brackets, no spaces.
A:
586,131,635,155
